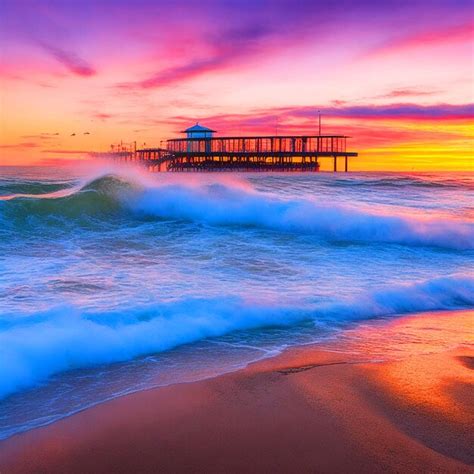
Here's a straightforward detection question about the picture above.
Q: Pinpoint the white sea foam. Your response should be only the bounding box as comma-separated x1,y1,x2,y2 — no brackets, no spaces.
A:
129,180,474,250
1,275,472,401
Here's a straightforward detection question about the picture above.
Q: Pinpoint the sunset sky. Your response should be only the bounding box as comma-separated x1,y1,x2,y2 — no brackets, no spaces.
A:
0,0,473,170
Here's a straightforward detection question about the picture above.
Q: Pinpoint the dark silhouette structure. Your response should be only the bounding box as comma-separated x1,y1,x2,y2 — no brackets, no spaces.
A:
109,124,358,172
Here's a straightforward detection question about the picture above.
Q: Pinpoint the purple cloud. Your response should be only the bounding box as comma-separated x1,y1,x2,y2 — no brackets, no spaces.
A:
168,103,474,136
280,103,474,120
39,43,96,77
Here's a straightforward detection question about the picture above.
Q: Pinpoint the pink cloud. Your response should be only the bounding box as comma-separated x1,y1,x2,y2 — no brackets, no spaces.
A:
118,25,289,90
93,113,113,121
41,149,93,154
371,21,474,56
376,88,441,99
20,133,60,140
130,57,227,89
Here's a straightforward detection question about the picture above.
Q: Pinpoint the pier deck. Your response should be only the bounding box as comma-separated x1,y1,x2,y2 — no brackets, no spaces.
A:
112,135,358,172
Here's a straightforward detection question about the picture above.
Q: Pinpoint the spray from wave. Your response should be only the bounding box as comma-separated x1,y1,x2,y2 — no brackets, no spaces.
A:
1,172,473,249
1,274,472,401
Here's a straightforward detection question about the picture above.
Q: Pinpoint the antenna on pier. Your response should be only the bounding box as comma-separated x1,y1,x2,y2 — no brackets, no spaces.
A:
318,110,322,136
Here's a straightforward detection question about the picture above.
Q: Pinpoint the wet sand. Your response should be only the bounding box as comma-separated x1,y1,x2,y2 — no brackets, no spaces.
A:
1,311,473,473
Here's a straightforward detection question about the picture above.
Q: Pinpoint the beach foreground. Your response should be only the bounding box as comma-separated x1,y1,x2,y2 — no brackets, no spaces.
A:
1,310,473,473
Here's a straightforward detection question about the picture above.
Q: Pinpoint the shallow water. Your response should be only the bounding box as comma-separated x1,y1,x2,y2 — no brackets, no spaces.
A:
1,165,473,440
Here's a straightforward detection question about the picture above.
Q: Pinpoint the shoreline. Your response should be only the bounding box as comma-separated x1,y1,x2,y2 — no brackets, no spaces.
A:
1,308,470,442
1,310,473,473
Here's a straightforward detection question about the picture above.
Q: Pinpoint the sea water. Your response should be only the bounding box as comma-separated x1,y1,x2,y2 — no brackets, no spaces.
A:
0,165,473,440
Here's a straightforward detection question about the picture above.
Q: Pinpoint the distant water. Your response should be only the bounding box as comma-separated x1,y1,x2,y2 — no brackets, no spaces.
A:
1,165,473,440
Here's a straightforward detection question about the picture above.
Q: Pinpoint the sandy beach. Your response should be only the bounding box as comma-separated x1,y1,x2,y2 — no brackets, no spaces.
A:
0,310,472,473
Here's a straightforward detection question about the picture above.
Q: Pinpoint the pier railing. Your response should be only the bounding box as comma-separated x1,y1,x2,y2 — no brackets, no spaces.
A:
167,135,348,155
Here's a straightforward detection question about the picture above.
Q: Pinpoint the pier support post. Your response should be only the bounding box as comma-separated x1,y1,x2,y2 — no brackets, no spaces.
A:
345,156,348,172
333,156,337,172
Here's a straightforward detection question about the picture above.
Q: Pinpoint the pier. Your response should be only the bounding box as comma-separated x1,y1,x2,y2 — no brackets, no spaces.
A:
110,124,358,172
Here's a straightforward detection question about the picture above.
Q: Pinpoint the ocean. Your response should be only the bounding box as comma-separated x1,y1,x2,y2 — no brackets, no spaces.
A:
1,165,473,440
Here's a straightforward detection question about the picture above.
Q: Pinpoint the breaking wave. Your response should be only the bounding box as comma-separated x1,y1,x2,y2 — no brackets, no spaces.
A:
1,173,473,249
133,182,474,250
1,274,473,400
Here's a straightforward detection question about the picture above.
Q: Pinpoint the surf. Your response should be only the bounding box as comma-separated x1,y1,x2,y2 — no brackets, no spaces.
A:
1,172,473,249
1,274,473,401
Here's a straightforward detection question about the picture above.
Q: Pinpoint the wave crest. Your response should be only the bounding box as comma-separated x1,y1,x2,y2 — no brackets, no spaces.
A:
0,175,138,230
1,173,473,249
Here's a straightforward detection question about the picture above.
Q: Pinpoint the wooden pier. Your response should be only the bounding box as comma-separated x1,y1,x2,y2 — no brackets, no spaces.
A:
110,129,358,172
